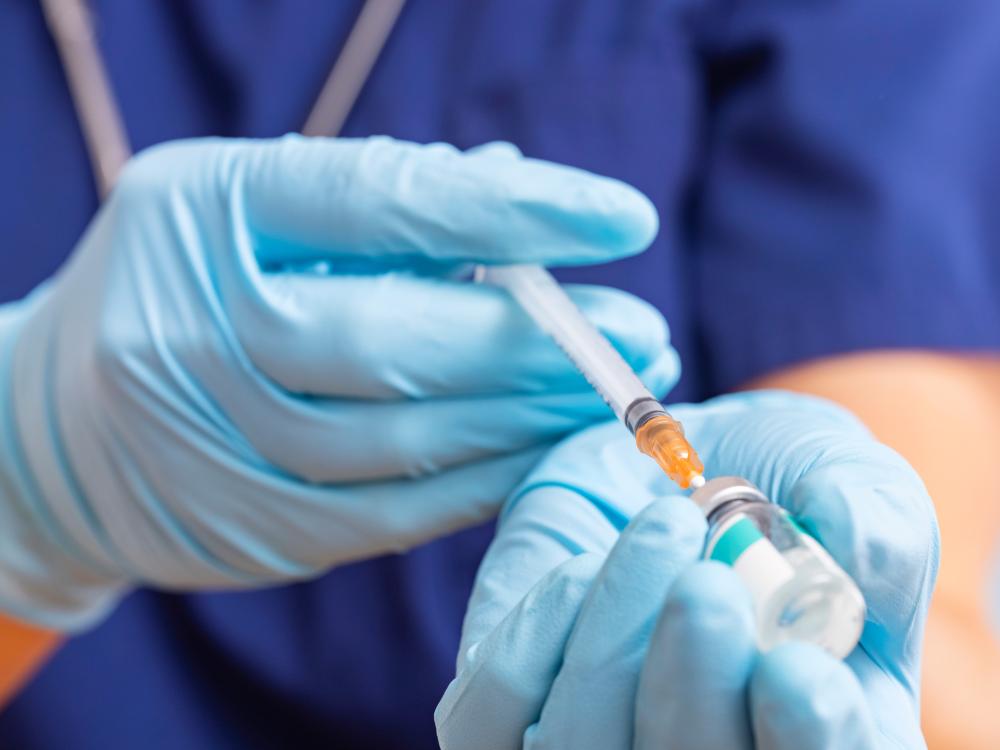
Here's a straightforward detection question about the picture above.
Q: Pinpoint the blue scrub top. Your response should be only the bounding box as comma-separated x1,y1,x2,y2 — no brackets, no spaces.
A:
2,1,1000,747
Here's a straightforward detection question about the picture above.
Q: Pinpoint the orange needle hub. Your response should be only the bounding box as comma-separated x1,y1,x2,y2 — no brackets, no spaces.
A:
634,413,705,489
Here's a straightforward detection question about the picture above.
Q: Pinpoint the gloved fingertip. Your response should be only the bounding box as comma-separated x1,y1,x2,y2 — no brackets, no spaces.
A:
639,348,682,401
526,173,659,265
466,141,524,160
627,496,707,554
566,284,669,351
596,182,659,258
559,286,678,397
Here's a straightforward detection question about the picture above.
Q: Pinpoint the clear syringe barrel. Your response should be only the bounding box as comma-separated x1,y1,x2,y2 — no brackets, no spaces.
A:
478,264,658,432
481,264,705,489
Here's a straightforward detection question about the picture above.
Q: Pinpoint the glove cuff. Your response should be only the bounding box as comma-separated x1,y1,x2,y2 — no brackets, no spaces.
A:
0,297,125,632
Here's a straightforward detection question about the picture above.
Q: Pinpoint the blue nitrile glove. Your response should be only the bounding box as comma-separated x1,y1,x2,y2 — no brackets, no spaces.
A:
0,135,676,631
436,390,939,749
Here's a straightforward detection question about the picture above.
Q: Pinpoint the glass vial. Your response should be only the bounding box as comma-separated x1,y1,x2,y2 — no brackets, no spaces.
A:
690,477,865,659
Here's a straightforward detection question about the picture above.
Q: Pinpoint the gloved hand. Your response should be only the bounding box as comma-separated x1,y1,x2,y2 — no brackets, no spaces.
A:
0,135,676,630
436,391,939,749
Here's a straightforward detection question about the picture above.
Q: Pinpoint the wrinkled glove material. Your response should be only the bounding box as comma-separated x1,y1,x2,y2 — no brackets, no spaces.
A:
0,136,673,630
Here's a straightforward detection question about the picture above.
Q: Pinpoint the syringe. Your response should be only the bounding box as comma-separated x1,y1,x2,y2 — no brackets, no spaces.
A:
479,264,705,490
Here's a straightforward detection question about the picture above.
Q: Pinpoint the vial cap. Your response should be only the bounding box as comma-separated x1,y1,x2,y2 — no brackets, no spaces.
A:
689,476,769,517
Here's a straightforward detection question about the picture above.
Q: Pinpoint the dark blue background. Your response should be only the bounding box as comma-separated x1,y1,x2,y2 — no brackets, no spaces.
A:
2,0,999,747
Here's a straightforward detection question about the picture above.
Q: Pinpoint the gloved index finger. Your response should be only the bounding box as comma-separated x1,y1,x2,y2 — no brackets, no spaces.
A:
234,134,659,267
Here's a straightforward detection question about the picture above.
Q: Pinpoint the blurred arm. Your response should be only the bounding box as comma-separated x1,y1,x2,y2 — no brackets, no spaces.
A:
0,615,60,708
749,350,1000,749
